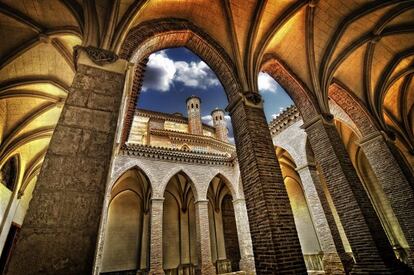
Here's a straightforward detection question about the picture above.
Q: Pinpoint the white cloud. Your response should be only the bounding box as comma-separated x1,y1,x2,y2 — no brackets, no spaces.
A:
258,72,278,93
201,115,214,126
175,61,220,89
142,51,220,92
142,51,176,92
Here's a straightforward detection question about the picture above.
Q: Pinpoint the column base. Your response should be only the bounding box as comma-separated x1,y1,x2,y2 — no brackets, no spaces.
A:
349,262,412,275
239,256,256,275
322,253,349,275
148,269,165,275
195,263,216,275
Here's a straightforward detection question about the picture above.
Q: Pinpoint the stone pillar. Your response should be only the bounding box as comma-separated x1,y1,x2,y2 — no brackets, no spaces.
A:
232,199,256,275
359,131,414,268
195,200,215,275
296,164,349,274
149,198,164,275
227,94,307,274
5,47,128,275
302,115,408,274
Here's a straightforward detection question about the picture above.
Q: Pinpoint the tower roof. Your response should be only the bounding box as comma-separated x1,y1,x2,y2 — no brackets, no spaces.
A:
186,95,201,104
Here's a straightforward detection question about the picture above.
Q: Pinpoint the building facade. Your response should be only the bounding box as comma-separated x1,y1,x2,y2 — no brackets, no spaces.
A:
0,1,414,275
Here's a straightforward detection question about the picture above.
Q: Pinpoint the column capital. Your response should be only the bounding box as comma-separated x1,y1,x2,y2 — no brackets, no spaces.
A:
300,113,334,131
226,91,263,114
194,199,209,205
151,197,165,203
232,198,246,205
74,46,128,74
358,131,384,147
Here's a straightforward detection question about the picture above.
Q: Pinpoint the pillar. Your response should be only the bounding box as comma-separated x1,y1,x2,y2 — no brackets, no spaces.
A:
302,115,409,274
359,131,414,268
5,47,128,275
195,200,215,275
296,164,349,274
227,93,307,274
232,199,256,275
149,198,164,275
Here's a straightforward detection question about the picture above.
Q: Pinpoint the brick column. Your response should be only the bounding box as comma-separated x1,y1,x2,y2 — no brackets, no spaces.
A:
359,131,414,268
303,115,408,274
195,200,215,275
227,94,307,274
5,47,128,274
149,198,164,275
232,199,256,275
296,164,349,274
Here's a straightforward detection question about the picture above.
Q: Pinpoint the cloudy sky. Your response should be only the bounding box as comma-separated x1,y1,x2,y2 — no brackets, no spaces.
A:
137,47,293,142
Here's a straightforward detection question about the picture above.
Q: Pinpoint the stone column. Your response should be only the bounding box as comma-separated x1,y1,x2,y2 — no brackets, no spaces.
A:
302,115,408,274
149,198,164,275
359,131,414,268
5,47,128,275
232,199,256,275
195,200,215,275
227,94,307,274
296,164,349,274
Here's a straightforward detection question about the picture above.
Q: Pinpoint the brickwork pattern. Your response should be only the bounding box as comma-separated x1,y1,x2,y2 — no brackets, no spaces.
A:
149,199,165,275
119,18,240,102
296,165,348,274
5,64,126,274
330,83,414,269
304,118,406,274
195,200,216,275
230,100,307,274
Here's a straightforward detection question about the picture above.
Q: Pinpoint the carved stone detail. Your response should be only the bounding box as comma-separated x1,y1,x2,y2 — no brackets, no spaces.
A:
74,46,119,67
244,92,262,105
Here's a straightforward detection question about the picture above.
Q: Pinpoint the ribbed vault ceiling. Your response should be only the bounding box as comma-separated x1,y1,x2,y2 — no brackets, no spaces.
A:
0,0,413,182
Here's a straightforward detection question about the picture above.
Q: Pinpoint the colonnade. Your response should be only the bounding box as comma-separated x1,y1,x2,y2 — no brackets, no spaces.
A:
3,46,413,275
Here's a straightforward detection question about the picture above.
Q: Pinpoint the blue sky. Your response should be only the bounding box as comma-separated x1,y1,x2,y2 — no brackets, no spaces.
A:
138,47,293,142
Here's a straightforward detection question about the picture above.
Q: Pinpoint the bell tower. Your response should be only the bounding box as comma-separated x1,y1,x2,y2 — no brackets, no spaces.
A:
211,108,228,142
186,96,203,135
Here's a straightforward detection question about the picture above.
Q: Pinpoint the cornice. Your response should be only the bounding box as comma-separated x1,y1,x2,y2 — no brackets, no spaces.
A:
120,143,236,166
269,105,301,136
150,128,235,152
136,108,216,131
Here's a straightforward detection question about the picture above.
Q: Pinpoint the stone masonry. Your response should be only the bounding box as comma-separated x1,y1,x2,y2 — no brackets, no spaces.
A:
5,49,128,274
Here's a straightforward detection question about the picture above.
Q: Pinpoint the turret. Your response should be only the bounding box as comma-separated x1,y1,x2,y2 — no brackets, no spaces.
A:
186,96,203,135
211,108,228,142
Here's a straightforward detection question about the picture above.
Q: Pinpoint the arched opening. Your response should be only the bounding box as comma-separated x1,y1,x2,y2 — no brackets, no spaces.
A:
163,172,197,274
207,175,240,274
0,156,18,191
275,147,323,272
101,168,152,274
334,119,409,263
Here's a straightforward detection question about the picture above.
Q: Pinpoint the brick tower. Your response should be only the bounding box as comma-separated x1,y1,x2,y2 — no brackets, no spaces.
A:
211,108,228,142
186,96,203,135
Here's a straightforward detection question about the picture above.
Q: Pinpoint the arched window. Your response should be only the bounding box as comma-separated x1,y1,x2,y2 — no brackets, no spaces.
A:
191,103,194,108
0,156,18,191
196,104,198,108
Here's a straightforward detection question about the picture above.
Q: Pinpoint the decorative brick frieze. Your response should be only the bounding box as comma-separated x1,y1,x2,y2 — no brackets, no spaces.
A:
6,55,128,274
120,18,240,103
120,143,235,166
269,105,301,135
